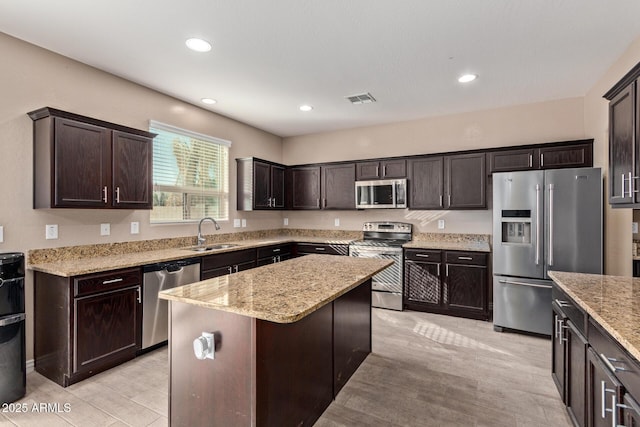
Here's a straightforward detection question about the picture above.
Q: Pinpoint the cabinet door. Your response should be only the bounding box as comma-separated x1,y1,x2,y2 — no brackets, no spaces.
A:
404,261,441,307
112,131,153,209
54,118,110,207
488,148,538,173
566,320,587,427
552,302,567,400
445,264,485,312
253,161,272,209
621,393,640,427
587,348,622,427
446,153,486,209
381,159,406,179
323,163,355,209
609,83,635,204
539,143,593,170
409,156,444,209
271,164,286,209
74,286,140,374
290,166,321,209
356,161,381,180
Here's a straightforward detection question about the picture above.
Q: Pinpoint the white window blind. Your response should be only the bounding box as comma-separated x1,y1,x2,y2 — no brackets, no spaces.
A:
149,120,231,223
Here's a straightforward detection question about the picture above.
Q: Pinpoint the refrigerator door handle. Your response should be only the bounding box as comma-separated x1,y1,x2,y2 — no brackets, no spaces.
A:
498,279,552,289
548,183,554,266
535,184,541,265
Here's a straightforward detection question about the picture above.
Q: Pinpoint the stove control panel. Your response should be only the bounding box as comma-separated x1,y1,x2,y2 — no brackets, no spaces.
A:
362,222,412,233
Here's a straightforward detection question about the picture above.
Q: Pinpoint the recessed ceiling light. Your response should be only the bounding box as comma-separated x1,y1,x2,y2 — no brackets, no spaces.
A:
458,74,478,83
185,38,212,52
201,98,217,105
299,105,313,112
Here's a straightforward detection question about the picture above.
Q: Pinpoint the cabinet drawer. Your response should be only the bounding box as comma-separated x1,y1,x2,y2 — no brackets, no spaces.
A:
444,251,487,266
202,248,256,271
257,244,292,259
404,249,442,262
74,267,141,297
296,243,348,256
588,318,640,399
552,284,586,335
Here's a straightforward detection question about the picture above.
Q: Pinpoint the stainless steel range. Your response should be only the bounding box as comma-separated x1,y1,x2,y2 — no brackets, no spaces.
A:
349,221,412,311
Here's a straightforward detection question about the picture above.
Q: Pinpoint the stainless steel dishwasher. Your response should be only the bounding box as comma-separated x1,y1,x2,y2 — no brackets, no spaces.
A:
142,258,200,350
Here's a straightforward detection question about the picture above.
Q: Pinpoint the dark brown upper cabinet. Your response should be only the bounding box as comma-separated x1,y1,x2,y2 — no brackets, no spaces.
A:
607,82,636,205
409,153,486,210
356,159,406,180
29,107,154,209
487,140,593,174
287,166,322,209
237,157,286,210
322,163,356,209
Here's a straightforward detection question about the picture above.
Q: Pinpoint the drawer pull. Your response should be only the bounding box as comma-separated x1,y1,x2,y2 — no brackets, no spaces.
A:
458,256,473,260
415,254,430,258
554,299,571,308
136,286,141,304
600,353,627,372
102,278,123,285
315,247,326,251
273,248,281,252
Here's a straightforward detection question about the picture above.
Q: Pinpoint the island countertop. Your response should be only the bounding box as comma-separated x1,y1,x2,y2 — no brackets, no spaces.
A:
159,254,392,323
548,271,640,362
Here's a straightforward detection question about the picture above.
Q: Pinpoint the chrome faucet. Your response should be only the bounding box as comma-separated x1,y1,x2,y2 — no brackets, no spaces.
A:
197,217,220,246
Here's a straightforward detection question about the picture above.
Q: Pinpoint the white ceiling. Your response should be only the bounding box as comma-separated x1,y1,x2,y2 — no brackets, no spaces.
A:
2,1,640,137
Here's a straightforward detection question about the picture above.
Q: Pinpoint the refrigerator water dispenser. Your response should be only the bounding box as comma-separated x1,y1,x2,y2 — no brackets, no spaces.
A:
501,210,531,244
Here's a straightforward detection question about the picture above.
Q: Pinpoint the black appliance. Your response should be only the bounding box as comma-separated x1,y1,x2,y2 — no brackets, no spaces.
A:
0,253,26,404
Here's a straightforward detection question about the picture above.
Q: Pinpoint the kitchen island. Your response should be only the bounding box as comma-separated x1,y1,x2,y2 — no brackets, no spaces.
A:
159,254,392,427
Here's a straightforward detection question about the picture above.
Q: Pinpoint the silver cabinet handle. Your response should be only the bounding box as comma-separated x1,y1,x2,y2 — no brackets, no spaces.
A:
458,256,473,261
439,195,443,207
535,184,541,266
436,263,440,276
267,197,271,207
273,248,281,252
376,165,379,177
541,153,544,167
555,299,571,307
315,247,326,251
234,265,239,273
554,314,560,339
601,380,617,420
445,264,449,276
136,286,142,303
115,187,121,204
316,199,320,208
448,194,451,206
629,172,635,197
548,183,554,266
529,154,532,168
383,165,387,177
600,353,627,372
228,266,233,274
415,254,430,258
103,186,108,203
102,278,123,285
622,173,627,199
559,323,568,342
272,197,277,207
277,255,281,262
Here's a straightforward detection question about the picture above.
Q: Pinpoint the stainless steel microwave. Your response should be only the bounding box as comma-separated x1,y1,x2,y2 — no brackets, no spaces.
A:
355,179,407,209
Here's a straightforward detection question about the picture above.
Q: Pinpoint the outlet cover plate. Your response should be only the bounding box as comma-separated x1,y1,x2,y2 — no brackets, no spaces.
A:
46,224,58,240
233,219,241,228
0,225,3,243
437,219,445,230
334,218,340,227
100,223,110,236
130,222,140,234
241,219,247,228
284,218,289,226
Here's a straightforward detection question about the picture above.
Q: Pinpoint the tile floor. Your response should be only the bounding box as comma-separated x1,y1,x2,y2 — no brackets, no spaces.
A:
0,309,571,426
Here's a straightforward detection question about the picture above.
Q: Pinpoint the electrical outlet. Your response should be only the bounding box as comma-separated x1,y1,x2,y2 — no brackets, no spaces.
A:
283,218,289,226
100,223,110,236
46,224,58,240
241,219,247,228
634,222,639,234
334,218,340,227
437,219,445,230
130,222,140,234
233,219,241,228
0,225,3,243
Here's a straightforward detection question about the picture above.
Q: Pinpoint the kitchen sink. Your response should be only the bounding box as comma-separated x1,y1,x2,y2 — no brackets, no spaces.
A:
190,244,239,252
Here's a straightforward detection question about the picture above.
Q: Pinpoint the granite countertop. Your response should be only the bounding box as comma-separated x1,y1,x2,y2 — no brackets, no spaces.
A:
403,240,491,252
29,237,355,277
159,254,392,323
548,271,640,362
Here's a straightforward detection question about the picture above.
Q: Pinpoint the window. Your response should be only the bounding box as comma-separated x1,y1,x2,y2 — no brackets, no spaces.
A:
150,120,231,223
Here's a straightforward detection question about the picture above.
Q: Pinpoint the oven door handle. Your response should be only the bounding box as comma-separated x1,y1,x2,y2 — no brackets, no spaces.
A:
352,252,400,257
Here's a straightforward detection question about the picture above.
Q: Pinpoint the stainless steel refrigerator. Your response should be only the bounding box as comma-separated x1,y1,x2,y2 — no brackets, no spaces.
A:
492,167,602,335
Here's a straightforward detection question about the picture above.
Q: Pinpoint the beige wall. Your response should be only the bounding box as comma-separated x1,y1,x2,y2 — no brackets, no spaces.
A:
584,36,640,276
0,33,283,359
282,98,586,234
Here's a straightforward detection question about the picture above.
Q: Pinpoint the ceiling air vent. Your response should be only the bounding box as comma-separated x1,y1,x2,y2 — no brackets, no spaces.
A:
346,92,377,104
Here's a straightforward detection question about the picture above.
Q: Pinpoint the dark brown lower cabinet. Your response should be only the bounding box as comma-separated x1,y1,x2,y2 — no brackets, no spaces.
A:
34,268,142,387
587,348,622,427
404,249,489,321
201,248,257,279
168,280,372,426
621,393,640,426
